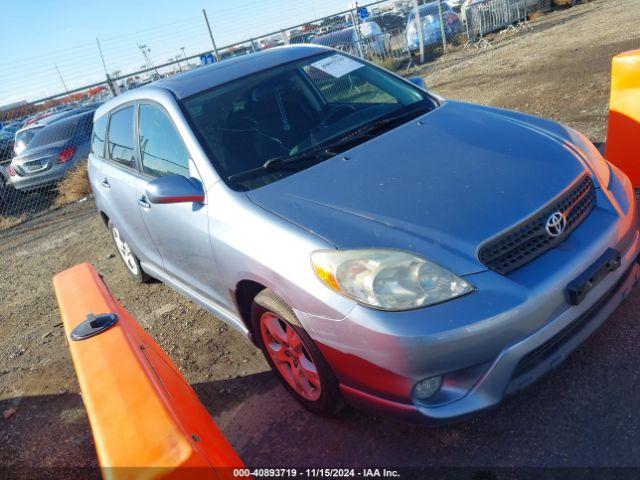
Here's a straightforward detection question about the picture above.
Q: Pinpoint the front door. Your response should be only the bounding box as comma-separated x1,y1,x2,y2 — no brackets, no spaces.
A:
134,102,226,305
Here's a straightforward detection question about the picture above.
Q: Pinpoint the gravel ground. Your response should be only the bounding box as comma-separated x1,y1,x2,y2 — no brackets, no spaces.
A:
1,0,640,476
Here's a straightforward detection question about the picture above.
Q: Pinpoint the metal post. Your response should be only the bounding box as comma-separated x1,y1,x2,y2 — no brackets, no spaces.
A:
281,30,289,45
54,65,69,93
353,1,365,53
349,9,365,58
202,9,220,62
96,38,117,96
436,0,447,53
411,0,425,64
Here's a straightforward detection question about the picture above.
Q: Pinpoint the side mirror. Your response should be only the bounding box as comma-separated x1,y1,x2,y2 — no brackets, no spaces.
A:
408,76,427,90
145,174,204,204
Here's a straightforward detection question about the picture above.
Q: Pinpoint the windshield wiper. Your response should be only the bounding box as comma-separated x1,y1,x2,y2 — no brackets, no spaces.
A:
262,147,334,170
265,103,432,169
294,102,431,161
227,147,333,183
227,103,431,184
345,102,431,139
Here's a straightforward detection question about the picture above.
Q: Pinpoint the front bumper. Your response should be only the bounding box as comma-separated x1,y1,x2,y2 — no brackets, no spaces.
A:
297,171,639,422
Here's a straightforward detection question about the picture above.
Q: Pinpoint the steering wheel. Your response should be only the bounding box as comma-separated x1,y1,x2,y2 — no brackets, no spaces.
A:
320,104,357,127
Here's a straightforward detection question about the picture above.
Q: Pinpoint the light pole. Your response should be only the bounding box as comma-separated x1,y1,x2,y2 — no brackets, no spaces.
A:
54,64,69,93
137,43,159,77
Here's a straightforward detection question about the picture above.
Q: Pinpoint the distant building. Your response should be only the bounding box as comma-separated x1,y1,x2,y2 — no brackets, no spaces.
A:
0,100,27,113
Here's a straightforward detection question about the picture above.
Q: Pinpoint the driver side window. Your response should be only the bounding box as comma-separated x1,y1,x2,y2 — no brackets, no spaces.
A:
138,104,190,178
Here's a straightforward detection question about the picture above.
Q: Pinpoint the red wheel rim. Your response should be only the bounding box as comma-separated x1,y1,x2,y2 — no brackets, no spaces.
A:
259,312,322,401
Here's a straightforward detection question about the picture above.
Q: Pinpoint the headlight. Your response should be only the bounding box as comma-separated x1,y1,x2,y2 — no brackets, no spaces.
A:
14,141,26,155
311,249,474,311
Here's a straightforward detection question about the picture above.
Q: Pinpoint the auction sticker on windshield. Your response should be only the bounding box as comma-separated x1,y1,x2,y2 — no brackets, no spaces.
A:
310,54,364,78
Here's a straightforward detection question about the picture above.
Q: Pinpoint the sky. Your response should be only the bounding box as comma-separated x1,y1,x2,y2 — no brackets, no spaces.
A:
0,0,361,106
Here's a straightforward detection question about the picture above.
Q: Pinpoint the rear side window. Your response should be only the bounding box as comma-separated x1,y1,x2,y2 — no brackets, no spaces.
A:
28,116,79,148
137,104,190,178
91,115,107,158
107,106,135,168
15,127,41,148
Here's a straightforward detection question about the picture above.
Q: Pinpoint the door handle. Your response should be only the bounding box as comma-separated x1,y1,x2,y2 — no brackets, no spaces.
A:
138,196,151,209
101,179,110,189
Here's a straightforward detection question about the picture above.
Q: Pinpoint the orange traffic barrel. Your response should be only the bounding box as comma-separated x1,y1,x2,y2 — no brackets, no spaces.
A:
53,263,247,480
606,50,640,187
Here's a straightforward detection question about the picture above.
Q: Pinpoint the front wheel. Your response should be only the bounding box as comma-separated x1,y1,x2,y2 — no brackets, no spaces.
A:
108,220,150,284
251,289,345,416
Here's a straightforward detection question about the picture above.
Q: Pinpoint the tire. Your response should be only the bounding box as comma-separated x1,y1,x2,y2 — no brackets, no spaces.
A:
108,220,150,284
251,289,345,416
2,186,23,214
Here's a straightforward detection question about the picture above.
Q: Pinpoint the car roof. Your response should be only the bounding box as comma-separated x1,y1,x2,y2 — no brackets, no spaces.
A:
24,111,93,148
18,106,96,132
95,45,333,117
17,123,45,133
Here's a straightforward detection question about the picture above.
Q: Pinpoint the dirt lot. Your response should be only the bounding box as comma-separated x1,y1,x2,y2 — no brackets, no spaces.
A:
1,0,640,476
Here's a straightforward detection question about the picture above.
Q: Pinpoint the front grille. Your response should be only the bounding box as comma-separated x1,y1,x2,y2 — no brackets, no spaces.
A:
479,175,596,274
512,262,634,379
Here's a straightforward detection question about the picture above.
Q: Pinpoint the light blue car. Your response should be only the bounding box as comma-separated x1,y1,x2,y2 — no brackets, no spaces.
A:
405,2,465,52
90,45,639,422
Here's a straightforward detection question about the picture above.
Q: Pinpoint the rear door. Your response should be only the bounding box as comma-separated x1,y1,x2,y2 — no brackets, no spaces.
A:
134,102,226,304
100,104,163,269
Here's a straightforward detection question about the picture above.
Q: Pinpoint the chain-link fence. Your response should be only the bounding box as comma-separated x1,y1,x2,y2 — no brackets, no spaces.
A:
0,0,576,234
464,0,552,48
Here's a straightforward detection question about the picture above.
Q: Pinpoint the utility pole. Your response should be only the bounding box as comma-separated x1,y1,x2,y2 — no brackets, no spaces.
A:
96,38,118,96
96,38,109,78
202,9,220,62
436,0,447,53
54,65,69,92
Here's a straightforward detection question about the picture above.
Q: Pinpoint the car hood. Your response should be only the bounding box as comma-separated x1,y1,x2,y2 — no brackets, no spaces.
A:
246,101,590,275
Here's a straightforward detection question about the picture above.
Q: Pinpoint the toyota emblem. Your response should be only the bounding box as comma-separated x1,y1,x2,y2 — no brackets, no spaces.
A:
545,211,567,237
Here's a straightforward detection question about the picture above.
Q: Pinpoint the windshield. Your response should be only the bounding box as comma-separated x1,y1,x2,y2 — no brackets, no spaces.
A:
182,52,435,190
14,126,43,154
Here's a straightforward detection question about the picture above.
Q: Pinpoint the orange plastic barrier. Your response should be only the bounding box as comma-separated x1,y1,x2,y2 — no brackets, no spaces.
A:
53,263,246,480
606,50,640,187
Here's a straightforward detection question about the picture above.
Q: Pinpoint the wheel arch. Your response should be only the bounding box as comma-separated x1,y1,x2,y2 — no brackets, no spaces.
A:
234,279,267,345
98,210,109,227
